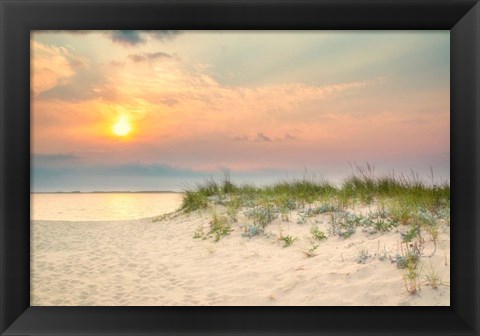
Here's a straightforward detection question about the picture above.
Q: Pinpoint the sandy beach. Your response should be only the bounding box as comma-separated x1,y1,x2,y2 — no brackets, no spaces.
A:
31,204,450,306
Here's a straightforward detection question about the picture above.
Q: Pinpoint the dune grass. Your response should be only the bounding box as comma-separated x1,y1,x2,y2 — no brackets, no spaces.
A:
180,166,449,224
181,165,449,295
182,165,448,250
181,165,449,243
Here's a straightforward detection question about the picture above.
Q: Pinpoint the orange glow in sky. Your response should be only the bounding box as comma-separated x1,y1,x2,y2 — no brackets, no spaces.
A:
31,31,450,191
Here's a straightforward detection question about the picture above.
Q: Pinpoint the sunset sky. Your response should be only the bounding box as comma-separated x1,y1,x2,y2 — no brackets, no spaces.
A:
31,31,450,192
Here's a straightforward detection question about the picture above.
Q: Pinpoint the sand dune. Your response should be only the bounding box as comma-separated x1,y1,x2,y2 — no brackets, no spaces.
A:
31,206,450,306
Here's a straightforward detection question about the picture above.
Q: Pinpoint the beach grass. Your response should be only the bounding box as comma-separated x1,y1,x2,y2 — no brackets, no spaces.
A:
279,234,297,248
181,165,449,297
179,169,449,286
180,166,449,226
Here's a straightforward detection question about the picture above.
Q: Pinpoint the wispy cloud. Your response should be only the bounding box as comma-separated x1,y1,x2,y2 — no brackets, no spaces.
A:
147,30,181,42
277,133,298,141
254,132,272,142
232,133,298,143
232,135,250,142
128,52,173,63
31,41,86,95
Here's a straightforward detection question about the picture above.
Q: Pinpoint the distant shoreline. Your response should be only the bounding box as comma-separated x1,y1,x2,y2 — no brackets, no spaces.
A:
31,191,182,194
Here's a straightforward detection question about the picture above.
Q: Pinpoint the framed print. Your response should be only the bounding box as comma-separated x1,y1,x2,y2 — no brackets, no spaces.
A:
1,0,479,335
28,29,453,307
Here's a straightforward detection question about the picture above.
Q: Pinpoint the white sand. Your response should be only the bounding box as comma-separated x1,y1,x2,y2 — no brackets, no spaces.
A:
31,206,450,306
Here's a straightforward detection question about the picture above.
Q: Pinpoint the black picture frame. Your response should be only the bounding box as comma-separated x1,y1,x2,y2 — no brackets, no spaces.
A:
1,0,479,335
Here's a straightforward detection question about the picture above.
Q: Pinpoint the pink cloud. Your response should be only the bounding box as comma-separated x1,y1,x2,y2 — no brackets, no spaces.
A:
31,41,86,95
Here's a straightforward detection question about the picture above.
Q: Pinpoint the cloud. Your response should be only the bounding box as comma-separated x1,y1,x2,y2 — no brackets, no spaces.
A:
103,60,371,142
230,134,266,142
110,60,126,67
107,30,181,46
160,98,179,106
128,52,173,63
254,132,272,142
31,41,85,94
279,133,298,141
109,30,145,46
37,61,113,101
147,30,181,41
231,135,250,142
232,133,298,143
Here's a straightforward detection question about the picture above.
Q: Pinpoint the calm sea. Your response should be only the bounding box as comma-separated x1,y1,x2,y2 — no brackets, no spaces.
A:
31,193,183,221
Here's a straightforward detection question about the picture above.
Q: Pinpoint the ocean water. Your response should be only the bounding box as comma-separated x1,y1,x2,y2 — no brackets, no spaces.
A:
31,193,183,221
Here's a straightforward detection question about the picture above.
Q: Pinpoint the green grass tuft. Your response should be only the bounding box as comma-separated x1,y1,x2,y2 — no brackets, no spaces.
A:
180,190,209,212
311,225,327,241
208,211,231,242
279,234,297,248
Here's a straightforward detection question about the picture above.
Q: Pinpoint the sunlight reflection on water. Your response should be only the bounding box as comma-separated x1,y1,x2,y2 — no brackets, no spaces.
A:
31,193,183,221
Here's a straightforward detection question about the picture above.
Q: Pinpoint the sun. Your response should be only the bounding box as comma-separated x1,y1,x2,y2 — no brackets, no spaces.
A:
112,116,132,137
